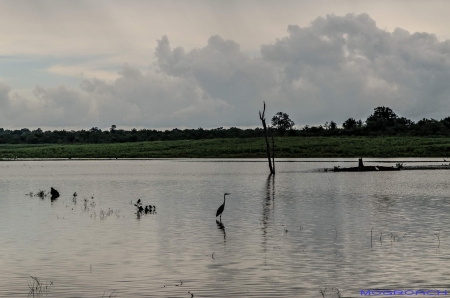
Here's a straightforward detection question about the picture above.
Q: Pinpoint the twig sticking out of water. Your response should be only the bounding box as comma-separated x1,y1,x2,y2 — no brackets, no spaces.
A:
27,275,53,297
99,208,115,220
334,226,337,241
435,231,440,249
371,228,373,249
134,201,156,216
34,190,48,200
390,232,399,245
102,290,117,298
319,285,341,298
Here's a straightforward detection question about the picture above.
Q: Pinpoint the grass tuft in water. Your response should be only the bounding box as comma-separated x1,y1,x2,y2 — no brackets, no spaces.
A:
27,275,53,297
102,290,117,297
319,284,341,298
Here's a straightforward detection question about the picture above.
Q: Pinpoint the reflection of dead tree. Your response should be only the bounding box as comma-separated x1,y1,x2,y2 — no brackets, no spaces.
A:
259,101,275,175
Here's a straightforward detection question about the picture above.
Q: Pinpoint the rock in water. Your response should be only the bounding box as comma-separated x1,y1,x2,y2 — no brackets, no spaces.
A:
50,187,60,200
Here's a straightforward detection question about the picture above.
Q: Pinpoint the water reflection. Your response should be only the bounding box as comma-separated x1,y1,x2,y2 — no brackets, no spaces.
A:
263,175,274,216
261,175,275,252
3,160,450,297
372,194,395,214
216,220,226,241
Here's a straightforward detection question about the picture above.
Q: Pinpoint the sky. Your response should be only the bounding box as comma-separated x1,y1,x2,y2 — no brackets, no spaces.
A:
2,0,450,130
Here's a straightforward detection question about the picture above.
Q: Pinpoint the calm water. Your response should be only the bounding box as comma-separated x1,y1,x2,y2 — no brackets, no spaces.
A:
1,158,450,297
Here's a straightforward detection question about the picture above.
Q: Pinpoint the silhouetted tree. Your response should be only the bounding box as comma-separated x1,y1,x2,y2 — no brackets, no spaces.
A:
370,106,398,122
271,112,295,134
343,118,357,130
442,117,450,129
416,118,442,135
329,121,337,130
366,106,398,132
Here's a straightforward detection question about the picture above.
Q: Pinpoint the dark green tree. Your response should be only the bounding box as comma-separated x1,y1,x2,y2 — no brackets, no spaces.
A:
271,112,295,133
370,106,398,122
366,106,398,132
441,117,450,129
343,118,357,130
329,121,337,130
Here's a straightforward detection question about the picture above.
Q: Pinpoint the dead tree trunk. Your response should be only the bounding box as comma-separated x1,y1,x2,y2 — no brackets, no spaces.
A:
271,128,275,174
259,101,275,175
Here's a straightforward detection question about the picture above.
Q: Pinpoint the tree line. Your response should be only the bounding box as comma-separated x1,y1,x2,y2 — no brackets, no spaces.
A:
0,106,449,144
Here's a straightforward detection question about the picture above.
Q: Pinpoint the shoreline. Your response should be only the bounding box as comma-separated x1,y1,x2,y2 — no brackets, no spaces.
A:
0,136,450,159
1,157,449,163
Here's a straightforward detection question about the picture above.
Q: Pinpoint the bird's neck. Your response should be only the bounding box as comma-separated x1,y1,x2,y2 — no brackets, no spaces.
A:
223,195,226,204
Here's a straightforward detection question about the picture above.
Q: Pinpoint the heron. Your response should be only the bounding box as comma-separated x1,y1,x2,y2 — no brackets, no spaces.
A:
216,193,230,222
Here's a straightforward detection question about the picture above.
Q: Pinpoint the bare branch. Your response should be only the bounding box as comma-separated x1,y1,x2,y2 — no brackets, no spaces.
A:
259,101,266,120
259,101,274,175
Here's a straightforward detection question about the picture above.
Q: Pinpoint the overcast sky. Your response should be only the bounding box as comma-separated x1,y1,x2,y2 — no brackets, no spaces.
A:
2,0,450,130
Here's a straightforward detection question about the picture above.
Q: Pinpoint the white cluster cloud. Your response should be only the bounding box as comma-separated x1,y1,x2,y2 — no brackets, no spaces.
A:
2,13,450,129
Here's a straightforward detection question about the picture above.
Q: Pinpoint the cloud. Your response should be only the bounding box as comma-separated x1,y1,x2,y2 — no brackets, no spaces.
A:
78,64,232,127
152,34,284,128
151,14,450,126
46,64,121,81
2,13,450,129
259,13,450,122
0,82,10,107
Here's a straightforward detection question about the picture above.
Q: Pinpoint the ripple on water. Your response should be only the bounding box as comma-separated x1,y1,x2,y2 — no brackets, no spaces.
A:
0,159,449,297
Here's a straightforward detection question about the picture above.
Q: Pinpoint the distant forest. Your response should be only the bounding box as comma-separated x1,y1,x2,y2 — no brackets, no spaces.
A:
1,106,450,144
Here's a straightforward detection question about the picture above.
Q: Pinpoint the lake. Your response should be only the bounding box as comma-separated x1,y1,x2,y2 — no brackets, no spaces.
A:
0,158,449,297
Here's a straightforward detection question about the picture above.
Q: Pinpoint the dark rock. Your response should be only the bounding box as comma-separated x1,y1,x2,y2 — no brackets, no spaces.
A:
50,187,60,200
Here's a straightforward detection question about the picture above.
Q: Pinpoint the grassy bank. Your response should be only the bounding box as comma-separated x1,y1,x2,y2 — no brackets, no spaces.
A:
1,137,450,159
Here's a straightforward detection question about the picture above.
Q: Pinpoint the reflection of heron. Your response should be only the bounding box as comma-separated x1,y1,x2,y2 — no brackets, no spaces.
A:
216,220,225,229
216,193,230,221
216,220,226,240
